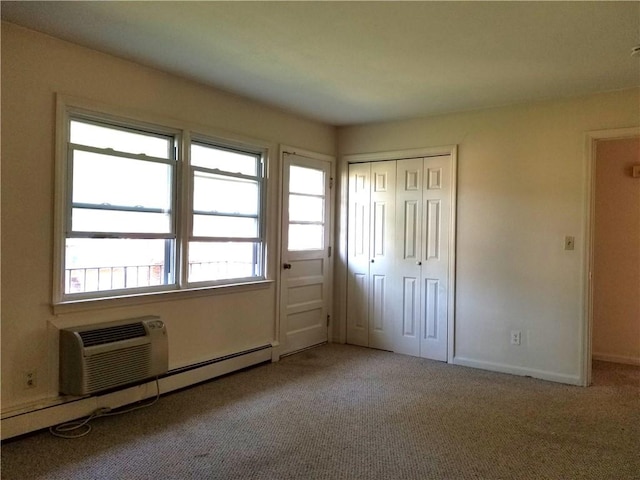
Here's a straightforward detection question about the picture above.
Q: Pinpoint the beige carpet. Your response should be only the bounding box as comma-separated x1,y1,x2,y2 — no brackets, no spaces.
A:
2,344,639,479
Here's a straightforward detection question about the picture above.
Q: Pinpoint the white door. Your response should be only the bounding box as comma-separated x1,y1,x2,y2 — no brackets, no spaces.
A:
346,163,371,346
420,155,451,361
395,158,424,356
368,161,396,350
280,153,332,355
346,161,396,351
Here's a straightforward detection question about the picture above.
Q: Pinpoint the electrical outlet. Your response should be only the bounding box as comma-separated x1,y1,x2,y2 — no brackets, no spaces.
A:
510,330,521,346
24,370,37,389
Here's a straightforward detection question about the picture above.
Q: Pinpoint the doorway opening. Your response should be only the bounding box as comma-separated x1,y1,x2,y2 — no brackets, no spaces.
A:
584,129,640,386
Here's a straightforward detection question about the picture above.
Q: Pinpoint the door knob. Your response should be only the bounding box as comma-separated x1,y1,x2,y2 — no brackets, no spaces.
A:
283,263,292,270
370,259,375,263
416,261,422,266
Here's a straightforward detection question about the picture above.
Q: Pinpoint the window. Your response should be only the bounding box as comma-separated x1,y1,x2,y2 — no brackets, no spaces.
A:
56,107,267,302
188,141,264,283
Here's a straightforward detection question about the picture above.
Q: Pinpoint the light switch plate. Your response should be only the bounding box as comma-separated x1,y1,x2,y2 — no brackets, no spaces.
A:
564,236,575,251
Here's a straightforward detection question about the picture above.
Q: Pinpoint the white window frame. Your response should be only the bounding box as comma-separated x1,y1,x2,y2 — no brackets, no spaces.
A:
53,96,270,306
185,137,267,287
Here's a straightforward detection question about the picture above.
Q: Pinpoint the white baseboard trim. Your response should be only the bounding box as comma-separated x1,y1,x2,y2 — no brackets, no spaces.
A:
592,353,640,366
452,356,582,386
1,345,273,441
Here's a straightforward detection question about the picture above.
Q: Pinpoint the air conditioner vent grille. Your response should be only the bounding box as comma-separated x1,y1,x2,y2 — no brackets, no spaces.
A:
86,344,152,393
79,322,146,347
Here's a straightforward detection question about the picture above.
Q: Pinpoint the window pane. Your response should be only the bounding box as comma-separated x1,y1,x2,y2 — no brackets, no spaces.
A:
193,172,258,215
188,242,259,282
193,215,257,238
70,120,171,159
289,166,324,195
289,194,323,222
73,150,172,210
191,143,257,176
72,209,171,234
288,224,324,251
65,238,174,294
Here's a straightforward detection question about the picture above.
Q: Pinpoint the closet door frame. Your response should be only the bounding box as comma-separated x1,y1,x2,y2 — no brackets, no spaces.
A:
338,145,458,363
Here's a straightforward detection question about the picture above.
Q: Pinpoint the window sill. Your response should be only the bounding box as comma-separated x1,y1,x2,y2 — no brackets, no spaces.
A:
52,279,274,315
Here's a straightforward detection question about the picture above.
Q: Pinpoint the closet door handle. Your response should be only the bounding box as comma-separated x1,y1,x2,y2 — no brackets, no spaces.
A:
370,259,375,263
416,261,422,266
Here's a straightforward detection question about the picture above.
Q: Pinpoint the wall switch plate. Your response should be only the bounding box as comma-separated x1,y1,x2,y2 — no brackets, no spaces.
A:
510,330,521,346
564,236,575,251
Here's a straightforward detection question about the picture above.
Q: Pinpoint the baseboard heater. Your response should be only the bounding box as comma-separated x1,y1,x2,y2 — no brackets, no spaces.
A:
59,316,168,396
168,345,271,376
2,341,272,440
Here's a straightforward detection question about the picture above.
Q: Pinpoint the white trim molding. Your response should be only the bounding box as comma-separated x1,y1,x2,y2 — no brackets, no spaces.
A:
453,357,582,386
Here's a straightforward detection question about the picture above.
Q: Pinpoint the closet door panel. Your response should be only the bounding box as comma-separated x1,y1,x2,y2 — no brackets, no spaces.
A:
420,155,451,361
346,163,371,346
394,158,423,356
368,161,396,351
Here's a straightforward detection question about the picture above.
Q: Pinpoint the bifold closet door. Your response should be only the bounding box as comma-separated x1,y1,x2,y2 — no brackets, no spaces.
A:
395,155,451,361
368,161,396,350
395,158,423,357
346,163,371,347
346,161,396,350
420,155,451,361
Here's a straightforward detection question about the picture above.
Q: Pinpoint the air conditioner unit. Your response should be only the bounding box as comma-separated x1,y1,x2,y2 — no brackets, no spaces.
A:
59,316,168,396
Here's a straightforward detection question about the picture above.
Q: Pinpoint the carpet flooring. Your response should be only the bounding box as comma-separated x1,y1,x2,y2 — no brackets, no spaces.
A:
2,344,639,479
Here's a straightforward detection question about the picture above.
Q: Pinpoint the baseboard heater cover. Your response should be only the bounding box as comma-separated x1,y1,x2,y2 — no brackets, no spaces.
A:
169,345,272,376
2,343,273,440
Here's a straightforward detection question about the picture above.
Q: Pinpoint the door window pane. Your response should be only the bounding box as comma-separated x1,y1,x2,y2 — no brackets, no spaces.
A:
289,194,323,222
188,242,258,282
289,224,324,251
289,166,324,195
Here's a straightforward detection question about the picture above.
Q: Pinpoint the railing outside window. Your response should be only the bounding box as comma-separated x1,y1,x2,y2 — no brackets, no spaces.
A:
65,260,254,293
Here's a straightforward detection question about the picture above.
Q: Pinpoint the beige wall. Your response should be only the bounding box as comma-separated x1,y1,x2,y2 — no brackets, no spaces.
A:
593,138,640,364
2,19,639,420
1,22,335,412
338,88,640,383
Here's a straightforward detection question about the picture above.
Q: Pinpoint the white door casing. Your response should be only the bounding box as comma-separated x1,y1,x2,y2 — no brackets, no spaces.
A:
280,152,333,356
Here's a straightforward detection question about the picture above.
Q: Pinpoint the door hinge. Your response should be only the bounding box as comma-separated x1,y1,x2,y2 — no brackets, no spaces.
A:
327,315,331,327
330,177,334,189
328,246,332,257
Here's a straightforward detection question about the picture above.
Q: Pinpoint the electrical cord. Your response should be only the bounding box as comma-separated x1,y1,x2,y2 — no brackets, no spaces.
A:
49,377,161,439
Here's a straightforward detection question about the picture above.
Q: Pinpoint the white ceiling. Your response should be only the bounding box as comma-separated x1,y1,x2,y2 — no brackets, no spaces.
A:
2,1,639,126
